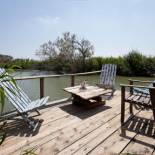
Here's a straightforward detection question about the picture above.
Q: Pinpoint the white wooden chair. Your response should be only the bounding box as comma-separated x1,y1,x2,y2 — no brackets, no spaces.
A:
0,68,49,129
97,64,117,96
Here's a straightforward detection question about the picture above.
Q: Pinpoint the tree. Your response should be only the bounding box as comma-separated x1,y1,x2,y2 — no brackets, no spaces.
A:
36,32,94,73
75,39,94,71
36,41,57,60
0,54,13,63
56,32,77,62
124,50,145,76
143,56,155,76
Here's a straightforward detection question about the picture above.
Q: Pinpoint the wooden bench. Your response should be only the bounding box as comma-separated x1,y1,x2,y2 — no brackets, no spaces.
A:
120,79,155,124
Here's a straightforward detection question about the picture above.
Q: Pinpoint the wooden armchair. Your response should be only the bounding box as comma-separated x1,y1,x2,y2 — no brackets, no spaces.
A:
120,79,155,124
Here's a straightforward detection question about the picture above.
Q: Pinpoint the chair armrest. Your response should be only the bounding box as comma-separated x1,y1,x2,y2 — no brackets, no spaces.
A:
128,79,154,84
120,84,155,90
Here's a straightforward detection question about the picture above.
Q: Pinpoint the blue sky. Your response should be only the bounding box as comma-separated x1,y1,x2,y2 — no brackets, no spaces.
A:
0,0,155,59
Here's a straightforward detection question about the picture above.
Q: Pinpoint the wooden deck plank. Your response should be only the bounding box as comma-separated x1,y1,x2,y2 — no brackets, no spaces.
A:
122,134,155,155
2,100,88,146
1,116,81,155
0,105,85,155
9,93,120,155
1,101,113,155
1,91,154,155
88,111,153,155
27,93,124,154
71,112,141,155
1,103,77,143
57,109,130,155
9,92,121,154
152,148,155,155
122,115,155,155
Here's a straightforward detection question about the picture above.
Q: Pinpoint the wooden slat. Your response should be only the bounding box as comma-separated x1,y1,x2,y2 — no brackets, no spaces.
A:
0,114,81,155
58,110,130,155
72,111,142,155
126,93,151,108
24,93,122,154
89,111,153,155
1,102,85,148
128,79,154,84
100,64,117,88
12,92,121,155
1,91,154,155
15,70,101,81
120,84,155,90
122,115,155,155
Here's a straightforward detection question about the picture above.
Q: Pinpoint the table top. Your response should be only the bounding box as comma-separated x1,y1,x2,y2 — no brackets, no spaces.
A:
64,85,111,100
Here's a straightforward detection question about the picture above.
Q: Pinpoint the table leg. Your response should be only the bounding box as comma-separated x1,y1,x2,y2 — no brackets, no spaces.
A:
72,95,105,108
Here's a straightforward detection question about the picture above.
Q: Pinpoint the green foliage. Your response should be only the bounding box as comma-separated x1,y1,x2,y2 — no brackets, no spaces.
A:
0,69,19,145
36,32,94,73
89,51,155,76
0,69,18,113
0,50,155,76
143,56,155,76
0,54,13,63
0,57,39,70
124,50,145,76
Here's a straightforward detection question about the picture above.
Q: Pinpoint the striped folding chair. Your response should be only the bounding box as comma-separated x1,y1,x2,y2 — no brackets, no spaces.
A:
0,68,49,129
97,64,117,96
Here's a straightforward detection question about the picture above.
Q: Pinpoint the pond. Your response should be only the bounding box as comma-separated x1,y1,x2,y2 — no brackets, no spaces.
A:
1,70,155,114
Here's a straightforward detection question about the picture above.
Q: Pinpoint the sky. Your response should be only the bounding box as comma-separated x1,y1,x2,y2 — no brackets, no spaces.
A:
0,0,155,59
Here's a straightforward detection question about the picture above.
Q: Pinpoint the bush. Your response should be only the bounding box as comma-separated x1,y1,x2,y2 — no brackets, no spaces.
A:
0,51,155,76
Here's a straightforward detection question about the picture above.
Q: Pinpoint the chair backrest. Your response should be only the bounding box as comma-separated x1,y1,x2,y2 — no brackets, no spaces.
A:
133,80,155,95
149,83,155,109
100,64,117,88
0,68,31,113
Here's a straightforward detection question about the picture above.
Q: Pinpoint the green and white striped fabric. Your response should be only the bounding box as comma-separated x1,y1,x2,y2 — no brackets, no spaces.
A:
99,64,117,89
0,68,49,113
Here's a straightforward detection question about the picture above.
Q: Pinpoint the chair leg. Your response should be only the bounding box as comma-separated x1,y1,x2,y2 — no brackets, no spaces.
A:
130,103,133,114
111,87,116,96
21,113,35,129
152,109,155,122
36,110,41,115
121,102,125,124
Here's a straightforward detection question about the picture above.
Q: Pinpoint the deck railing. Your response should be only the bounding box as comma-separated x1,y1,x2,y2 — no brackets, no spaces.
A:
0,70,101,118
15,70,101,99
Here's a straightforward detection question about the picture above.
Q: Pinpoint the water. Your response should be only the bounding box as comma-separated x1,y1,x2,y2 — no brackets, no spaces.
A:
1,70,155,114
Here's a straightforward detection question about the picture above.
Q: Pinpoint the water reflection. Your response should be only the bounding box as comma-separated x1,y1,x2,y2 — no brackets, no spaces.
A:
1,70,154,114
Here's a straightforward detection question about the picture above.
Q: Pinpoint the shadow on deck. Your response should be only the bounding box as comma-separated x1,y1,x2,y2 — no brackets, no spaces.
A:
60,104,111,119
0,91,155,155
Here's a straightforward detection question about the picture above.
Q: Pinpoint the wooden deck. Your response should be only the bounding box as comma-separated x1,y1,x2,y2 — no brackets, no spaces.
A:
1,91,155,155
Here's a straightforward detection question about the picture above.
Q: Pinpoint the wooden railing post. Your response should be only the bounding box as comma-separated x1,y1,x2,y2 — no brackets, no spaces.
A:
129,80,133,114
129,80,133,95
40,77,44,98
121,86,125,124
71,75,75,87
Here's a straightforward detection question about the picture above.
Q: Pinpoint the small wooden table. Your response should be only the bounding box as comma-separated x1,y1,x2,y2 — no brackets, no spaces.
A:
64,85,111,108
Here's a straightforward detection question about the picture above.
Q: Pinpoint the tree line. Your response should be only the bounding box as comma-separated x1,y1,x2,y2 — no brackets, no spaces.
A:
0,32,155,77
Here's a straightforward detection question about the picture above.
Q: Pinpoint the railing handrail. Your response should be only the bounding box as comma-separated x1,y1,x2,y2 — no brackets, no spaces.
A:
15,70,101,80
0,70,101,117
14,70,101,98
